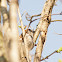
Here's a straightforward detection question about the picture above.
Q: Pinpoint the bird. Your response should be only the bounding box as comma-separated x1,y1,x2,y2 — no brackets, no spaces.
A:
19,29,35,51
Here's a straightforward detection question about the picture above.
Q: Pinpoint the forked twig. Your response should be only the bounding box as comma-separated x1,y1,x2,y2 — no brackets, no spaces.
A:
27,12,62,28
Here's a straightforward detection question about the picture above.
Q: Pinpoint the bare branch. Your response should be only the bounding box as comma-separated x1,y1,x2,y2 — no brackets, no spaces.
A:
51,20,62,22
54,32,62,35
33,0,55,45
17,5,25,37
25,13,41,21
40,47,62,61
26,12,62,29
34,35,43,62
40,50,57,61
1,0,9,31
9,0,20,62
17,3,30,62
34,0,55,62
1,0,10,61
8,2,29,62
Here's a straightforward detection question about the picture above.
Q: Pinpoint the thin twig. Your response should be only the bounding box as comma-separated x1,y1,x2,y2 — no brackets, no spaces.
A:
17,4,30,62
41,56,47,62
51,20,62,22
26,12,61,22
21,10,26,17
25,13,41,21
26,12,62,37
27,12,62,28
17,6,25,37
30,14,41,20
54,32,62,35
40,50,58,61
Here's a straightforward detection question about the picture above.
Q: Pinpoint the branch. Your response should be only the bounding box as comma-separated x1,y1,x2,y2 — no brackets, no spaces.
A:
33,0,55,45
1,0,10,61
28,12,62,27
54,32,62,35
51,20,62,22
26,12,62,30
40,47,62,61
26,11,62,21
17,5,25,37
40,51,57,61
17,3,30,62
9,0,20,62
1,0,9,30
34,0,55,62
25,12,41,21
34,35,43,62
8,2,29,62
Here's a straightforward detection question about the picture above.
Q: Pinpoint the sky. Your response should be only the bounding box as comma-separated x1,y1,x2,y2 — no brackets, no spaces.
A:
18,0,62,62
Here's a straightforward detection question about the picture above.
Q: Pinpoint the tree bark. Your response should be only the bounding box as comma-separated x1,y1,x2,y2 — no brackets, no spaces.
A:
9,0,20,62
1,0,10,61
34,0,55,62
